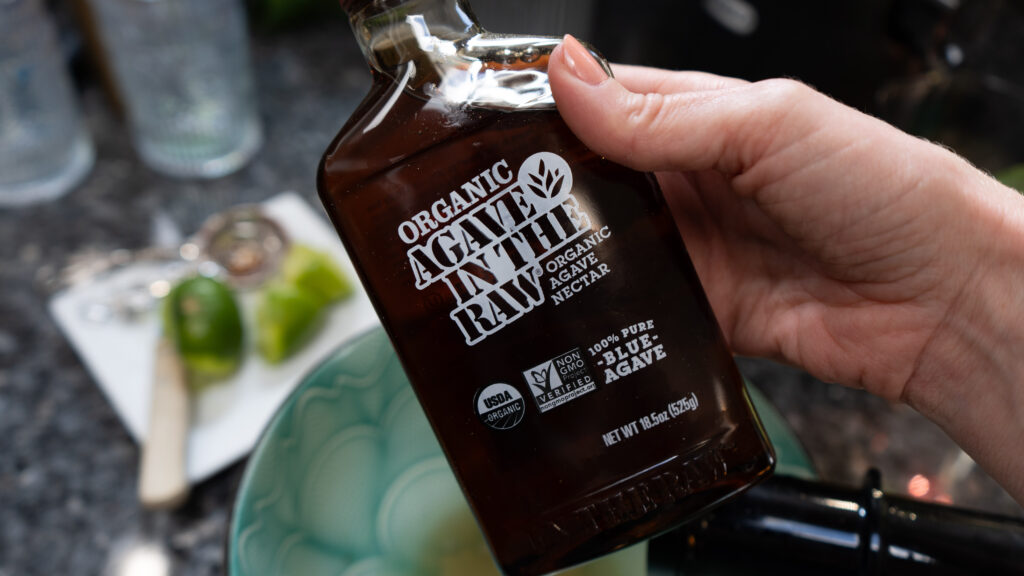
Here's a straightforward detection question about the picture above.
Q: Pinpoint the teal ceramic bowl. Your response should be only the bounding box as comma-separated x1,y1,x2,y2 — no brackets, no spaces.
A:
228,327,814,575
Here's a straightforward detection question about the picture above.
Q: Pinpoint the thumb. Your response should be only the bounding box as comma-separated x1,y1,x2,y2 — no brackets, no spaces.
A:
548,35,824,177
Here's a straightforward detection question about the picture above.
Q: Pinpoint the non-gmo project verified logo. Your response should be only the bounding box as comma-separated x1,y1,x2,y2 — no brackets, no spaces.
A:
523,347,596,413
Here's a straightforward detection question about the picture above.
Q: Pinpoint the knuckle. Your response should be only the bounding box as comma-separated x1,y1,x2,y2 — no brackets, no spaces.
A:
738,78,820,167
624,92,668,158
626,92,667,129
753,78,818,128
756,77,814,105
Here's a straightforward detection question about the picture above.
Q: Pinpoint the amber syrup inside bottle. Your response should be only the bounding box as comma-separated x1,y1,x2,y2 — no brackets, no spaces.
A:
319,1,775,574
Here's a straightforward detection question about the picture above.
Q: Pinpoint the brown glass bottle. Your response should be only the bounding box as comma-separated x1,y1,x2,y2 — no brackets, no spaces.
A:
319,1,775,574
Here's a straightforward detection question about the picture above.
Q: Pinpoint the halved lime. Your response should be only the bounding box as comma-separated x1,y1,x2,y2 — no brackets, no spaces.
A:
256,281,323,364
281,244,352,305
163,276,244,383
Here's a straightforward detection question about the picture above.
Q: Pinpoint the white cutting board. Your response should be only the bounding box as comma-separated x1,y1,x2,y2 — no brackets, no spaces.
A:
49,192,380,482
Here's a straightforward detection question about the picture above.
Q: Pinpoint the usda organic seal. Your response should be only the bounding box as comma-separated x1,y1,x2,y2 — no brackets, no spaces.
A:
474,383,526,431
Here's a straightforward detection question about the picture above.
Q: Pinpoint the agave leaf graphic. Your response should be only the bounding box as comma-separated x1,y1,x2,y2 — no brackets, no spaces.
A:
550,174,564,195
526,158,567,199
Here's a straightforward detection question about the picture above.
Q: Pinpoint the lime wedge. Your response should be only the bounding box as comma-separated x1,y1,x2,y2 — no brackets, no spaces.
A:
256,281,323,364
163,276,243,383
281,244,353,305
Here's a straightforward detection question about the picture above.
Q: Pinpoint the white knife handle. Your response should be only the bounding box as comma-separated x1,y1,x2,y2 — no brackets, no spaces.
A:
138,338,191,509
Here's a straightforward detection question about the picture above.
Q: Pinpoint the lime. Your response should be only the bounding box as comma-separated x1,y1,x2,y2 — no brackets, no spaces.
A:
163,276,244,382
997,164,1024,193
256,281,324,364
281,244,353,305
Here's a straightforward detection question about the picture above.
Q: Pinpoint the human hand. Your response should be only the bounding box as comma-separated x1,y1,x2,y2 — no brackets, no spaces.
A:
549,35,1024,504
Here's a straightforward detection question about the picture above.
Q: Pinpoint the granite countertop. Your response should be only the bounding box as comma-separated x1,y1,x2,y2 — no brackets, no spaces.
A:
1,19,1020,576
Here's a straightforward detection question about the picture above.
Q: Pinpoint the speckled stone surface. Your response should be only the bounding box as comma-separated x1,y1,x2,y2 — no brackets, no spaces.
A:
0,18,1020,576
0,20,370,576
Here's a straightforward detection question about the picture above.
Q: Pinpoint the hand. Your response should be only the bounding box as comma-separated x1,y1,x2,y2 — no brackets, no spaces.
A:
549,35,1024,504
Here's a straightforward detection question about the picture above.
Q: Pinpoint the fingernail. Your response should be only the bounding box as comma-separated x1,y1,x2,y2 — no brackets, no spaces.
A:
561,35,607,86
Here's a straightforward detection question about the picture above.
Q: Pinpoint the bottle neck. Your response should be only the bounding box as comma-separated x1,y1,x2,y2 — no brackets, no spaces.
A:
343,0,481,77
339,0,578,110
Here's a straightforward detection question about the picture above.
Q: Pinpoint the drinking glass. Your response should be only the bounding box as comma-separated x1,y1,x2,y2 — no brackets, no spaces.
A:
85,0,262,178
0,0,95,207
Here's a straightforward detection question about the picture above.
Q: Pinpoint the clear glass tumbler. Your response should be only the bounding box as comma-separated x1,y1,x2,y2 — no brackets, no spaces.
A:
0,0,95,207
86,0,262,178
